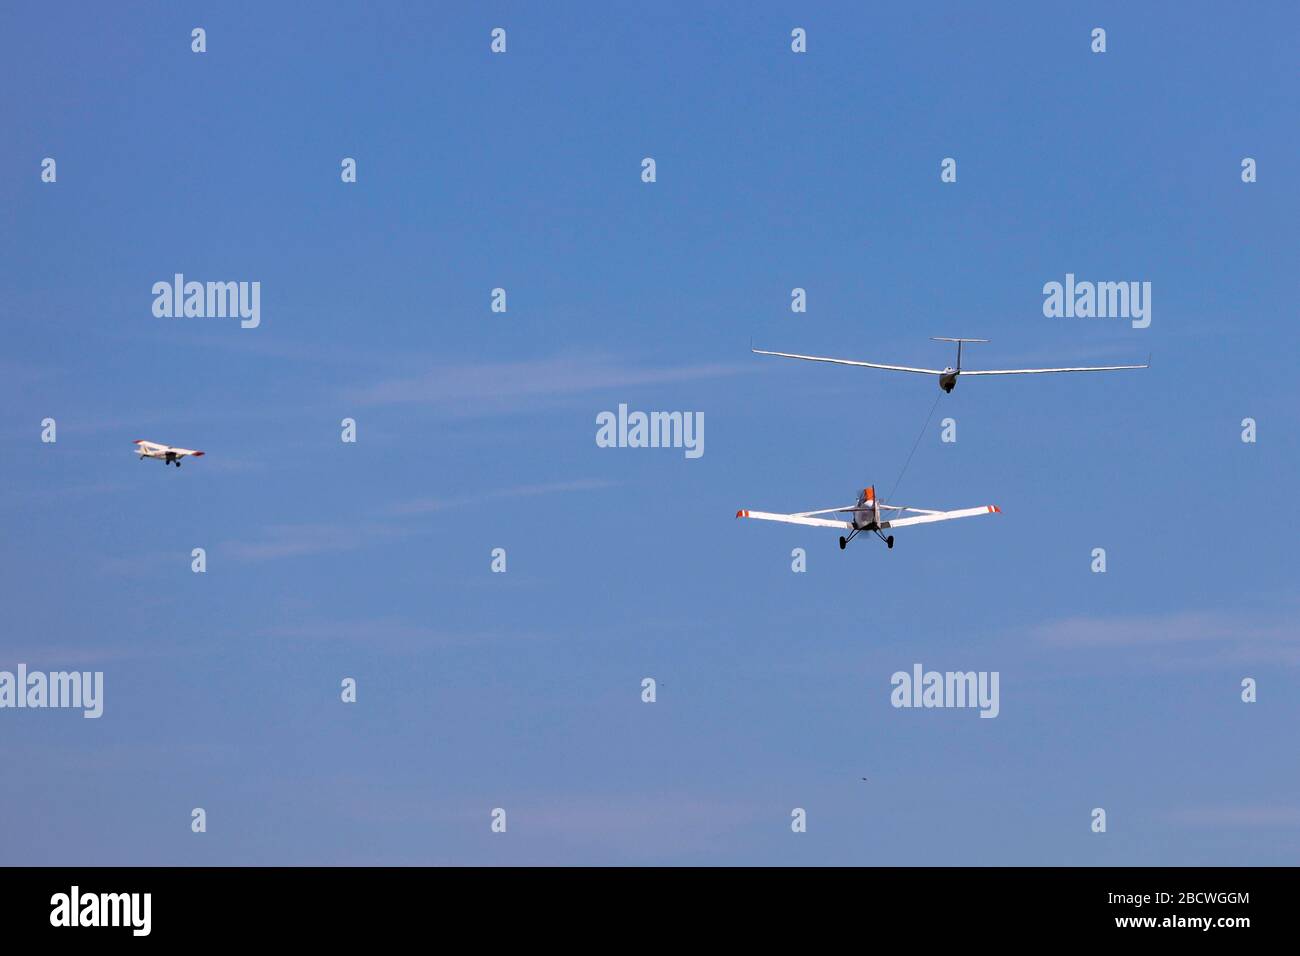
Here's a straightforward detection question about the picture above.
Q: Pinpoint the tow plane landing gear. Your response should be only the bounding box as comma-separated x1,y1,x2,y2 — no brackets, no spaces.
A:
839,528,893,551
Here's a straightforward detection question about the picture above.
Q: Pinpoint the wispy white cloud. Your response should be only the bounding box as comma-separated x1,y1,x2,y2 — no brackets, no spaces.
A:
255,617,536,652
0,645,149,666
97,551,175,577
224,478,608,560
387,478,616,516
24,480,132,504
424,792,768,861
1028,608,1300,666
223,520,419,562
195,455,264,474
1168,805,1300,827
1032,611,1261,647
345,352,755,415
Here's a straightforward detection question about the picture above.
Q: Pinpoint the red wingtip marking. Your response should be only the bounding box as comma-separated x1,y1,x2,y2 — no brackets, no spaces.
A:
192,451,205,456
132,439,144,444
990,505,1001,513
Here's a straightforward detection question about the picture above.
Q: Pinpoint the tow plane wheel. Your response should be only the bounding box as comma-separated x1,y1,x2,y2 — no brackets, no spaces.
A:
886,535,894,549
838,536,846,550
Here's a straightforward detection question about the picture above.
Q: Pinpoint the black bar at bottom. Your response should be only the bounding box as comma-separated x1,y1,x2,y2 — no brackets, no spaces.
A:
0,866,1275,941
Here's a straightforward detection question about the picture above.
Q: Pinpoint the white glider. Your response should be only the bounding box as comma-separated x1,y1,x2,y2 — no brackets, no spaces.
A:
133,439,205,468
737,485,998,550
753,337,1148,393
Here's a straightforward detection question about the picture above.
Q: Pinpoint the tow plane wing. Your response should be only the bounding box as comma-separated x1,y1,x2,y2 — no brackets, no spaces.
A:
736,495,1000,551
881,505,1000,529
736,510,854,530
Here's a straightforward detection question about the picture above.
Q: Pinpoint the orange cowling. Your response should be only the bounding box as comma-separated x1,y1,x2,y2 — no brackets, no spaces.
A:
862,485,875,503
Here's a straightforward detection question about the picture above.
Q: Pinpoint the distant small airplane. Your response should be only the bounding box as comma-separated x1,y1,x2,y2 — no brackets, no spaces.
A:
753,337,1148,393
133,439,205,467
737,485,998,550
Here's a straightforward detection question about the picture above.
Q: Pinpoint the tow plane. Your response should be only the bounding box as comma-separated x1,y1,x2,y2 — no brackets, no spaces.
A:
133,439,205,467
737,485,999,551
753,337,1148,393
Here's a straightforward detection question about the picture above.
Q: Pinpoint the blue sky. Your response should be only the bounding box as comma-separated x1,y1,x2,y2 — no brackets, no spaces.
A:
2,2,1297,865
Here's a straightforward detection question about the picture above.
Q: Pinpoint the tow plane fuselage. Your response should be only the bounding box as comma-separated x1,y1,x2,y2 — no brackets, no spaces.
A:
737,482,999,551
133,440,205,467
